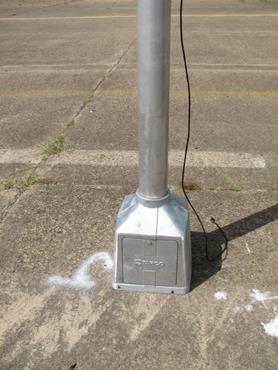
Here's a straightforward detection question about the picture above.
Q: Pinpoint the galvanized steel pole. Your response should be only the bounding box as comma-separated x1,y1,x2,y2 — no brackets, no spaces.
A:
137,0,171,203
113,0,192,294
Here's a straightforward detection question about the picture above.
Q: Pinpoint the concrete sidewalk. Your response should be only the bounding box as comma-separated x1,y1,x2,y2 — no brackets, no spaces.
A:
0,1,278,369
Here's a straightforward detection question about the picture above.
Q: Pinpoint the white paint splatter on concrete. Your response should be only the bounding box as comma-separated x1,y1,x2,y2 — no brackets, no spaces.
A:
48,252,114,289
214,291,227,301
244,304,254,312
244,289,278,312
250,289,278,308
253,156,266,168
245,243,251,254
261,315,278,338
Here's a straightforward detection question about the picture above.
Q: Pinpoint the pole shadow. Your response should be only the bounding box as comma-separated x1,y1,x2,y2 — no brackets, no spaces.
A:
191,203,278,290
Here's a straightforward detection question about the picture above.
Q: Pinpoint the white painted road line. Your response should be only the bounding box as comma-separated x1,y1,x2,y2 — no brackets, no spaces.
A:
0,14,277,21
0,149,41,165
1,63,278,73
1,89,277,99
51,150,267,169
0,149,270,169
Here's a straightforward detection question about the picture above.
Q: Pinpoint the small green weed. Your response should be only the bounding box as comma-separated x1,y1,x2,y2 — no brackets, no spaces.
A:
229,185,241,192
65,118,75,128
80,96,92,110
43,134,65,156
0,172,39,191
0,179,14,190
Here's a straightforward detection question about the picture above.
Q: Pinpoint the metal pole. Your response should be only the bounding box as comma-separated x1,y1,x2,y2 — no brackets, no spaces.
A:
114,0,191,294
137,0,171,203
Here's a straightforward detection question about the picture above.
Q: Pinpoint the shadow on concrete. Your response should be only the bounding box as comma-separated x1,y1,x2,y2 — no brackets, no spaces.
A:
191,203,278,290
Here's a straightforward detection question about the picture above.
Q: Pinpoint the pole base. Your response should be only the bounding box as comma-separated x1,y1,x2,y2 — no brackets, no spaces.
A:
113,193,191,294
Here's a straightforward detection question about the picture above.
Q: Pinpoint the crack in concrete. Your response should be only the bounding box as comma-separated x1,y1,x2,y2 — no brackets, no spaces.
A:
0,36,136,226
67,36,136,128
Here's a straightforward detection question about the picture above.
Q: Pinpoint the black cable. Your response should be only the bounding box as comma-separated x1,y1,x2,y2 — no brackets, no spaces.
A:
179,0,228,262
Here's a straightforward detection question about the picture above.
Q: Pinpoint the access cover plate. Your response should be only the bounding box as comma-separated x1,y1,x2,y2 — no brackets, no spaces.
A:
122,238,178,286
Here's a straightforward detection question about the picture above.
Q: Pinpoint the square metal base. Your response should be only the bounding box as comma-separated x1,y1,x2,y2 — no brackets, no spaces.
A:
113,193,191,294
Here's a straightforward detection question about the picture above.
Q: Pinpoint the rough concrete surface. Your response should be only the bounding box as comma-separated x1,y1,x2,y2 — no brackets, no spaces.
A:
0,0,277,369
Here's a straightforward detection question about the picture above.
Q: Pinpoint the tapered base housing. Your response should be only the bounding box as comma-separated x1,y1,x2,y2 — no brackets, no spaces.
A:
113,193,191,294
